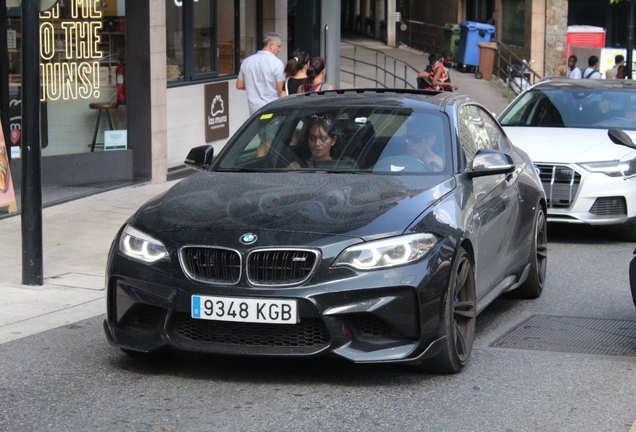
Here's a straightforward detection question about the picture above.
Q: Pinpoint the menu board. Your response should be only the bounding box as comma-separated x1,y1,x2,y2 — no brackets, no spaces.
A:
0,119,17,213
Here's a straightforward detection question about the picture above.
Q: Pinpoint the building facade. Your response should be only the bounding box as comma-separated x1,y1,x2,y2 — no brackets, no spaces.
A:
343,0,631,78
3,0,341,188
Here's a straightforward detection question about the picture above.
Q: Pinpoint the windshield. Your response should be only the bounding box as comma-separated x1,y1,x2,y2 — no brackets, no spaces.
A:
499,88,636,131
215,106,452,174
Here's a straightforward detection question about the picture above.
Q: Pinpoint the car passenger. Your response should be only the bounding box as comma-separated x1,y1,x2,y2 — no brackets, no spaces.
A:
404,120,444,171
625,105,636,128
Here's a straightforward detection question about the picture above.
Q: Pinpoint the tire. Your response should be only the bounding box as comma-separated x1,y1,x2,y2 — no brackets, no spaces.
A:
423,246,476,374
512,206,547,299
475,71,483,79
630,252,636,308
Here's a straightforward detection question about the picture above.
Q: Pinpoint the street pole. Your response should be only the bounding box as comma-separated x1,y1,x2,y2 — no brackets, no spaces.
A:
386,0,396,47
0,0,11,149
628,0,634,79
21,0,44,285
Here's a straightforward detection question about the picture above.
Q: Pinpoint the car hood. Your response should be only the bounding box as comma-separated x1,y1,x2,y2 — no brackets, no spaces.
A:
131,172,454,241
503,127,636,163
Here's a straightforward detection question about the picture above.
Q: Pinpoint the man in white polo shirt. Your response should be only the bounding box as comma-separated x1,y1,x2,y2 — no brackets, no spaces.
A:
236,33,286,115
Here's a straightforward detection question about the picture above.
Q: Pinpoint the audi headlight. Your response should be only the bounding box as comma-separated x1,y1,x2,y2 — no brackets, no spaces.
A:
119,225,169,263
333,233,437,271
579,160,624,177
619,157,636,178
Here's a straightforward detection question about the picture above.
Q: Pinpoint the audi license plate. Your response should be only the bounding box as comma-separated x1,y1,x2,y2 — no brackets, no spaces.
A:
191,295,298,324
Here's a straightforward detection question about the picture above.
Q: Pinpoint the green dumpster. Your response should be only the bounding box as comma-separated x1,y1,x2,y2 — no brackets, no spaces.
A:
442,23,461,58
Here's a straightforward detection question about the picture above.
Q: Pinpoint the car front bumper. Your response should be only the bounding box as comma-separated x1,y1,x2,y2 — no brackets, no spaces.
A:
104,239,454,365
538,163,636,226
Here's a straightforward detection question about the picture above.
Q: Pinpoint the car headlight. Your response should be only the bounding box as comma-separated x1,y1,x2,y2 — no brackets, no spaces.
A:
333,233,437,271
579,160,625,177
119,225,169,263
619,158,636,178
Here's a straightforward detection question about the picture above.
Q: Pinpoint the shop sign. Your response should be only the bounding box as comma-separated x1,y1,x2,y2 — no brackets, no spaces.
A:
204,82,230,142
104,130,127,151
0,119,18,214
39,1,105,102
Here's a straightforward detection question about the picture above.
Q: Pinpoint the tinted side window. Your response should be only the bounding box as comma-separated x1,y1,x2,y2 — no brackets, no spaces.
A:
458,105,495,164
476,108,504,151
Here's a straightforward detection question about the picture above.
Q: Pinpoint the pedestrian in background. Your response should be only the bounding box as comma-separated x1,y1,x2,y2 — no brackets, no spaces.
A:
299,57,334,93
605,55,625,80
615,64,627,79
417,53,437,89
441,49,456,92
566,55,581,79
236,32,286,115
583,56,602,79
283,51,309,95
426,53,458,92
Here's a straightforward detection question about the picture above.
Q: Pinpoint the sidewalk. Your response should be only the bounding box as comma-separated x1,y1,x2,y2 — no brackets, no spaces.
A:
0,181,177,344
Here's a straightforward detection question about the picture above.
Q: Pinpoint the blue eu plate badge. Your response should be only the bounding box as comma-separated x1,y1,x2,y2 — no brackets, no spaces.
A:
192,295,201,318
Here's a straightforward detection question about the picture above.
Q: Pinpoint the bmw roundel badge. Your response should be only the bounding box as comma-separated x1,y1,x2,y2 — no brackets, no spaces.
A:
240,233,258,245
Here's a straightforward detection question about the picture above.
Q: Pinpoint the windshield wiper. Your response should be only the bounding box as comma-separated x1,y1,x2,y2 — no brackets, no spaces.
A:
215,167,273,172
321,169,369,174
286,168,370,174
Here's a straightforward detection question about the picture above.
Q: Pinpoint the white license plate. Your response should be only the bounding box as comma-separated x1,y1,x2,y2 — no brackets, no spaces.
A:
191,295,298,324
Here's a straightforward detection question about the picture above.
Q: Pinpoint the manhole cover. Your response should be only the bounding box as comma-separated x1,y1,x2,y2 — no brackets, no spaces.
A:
489,315,636,357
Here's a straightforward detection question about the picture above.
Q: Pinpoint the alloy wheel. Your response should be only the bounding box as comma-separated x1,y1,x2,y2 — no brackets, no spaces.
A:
535,209,548,287
452,254,476,363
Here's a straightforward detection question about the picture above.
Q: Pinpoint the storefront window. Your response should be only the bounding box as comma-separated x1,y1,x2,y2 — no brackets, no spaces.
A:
216,2,235,76
166,0,238,84
166,1,184,80
5,1,126,157
240,0,258,63
193,1,215,75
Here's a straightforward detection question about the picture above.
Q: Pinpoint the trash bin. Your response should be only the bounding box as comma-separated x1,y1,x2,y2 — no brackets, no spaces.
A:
456,21,495,69
442,23,461,59
476,41,498,79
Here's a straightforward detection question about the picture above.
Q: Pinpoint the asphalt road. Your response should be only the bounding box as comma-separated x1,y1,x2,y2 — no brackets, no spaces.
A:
1,224,635,432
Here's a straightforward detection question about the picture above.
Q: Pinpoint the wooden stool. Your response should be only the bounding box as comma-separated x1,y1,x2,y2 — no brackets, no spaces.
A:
88,100,116,152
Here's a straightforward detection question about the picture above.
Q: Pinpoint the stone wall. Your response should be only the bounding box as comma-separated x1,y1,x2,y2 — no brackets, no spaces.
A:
545,0,568,76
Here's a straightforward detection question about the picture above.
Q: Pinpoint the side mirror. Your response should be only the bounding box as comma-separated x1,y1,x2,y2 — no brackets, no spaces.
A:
465,149,515,178
608,128,636,150
184,145,214,171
